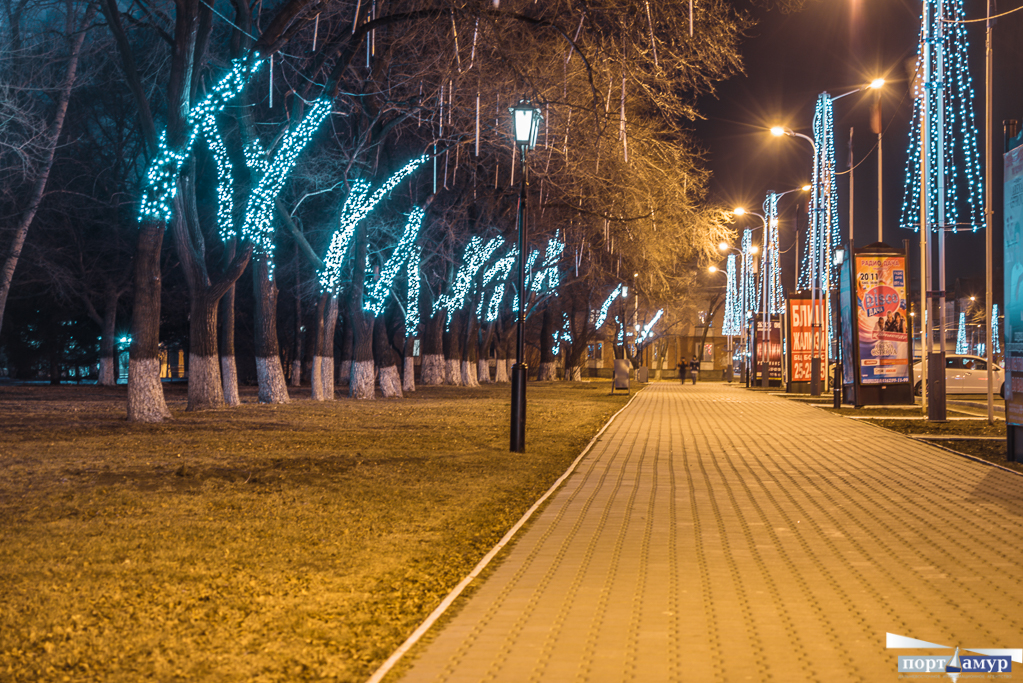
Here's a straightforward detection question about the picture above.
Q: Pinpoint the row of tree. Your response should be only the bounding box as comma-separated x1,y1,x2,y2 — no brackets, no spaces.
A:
0,0,806,421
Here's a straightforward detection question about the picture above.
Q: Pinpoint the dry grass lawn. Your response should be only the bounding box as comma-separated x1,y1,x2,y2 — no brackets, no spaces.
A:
0,380,628,682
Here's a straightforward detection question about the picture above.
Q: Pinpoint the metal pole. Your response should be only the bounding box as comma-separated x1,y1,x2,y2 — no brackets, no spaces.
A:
849,126,854,247
933,0,947,421
762,220,769,387
920,6,930,414
877,92,884,244
985,0,994,422
510,145,528,452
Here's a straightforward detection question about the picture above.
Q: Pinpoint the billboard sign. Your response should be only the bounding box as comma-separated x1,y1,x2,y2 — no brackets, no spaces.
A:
754,316,783,380
788,295,825,383
1004,144,1023,425
854,254,910,384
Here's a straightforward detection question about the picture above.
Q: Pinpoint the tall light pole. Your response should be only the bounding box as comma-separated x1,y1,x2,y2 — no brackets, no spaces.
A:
772,126,825,394
985,0,994,423
509,100,542,453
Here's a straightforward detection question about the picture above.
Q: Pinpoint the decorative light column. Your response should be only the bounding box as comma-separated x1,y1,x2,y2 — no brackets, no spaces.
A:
509,100,542,453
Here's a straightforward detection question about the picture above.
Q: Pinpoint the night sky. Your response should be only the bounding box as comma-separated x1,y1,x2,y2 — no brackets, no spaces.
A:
693,0,1023,296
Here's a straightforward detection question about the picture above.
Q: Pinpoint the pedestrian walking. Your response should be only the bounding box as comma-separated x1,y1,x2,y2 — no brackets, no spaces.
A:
689,355,700,385
676,361,685,384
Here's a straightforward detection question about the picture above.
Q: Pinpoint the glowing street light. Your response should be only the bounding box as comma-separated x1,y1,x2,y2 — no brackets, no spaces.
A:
508,99,542,453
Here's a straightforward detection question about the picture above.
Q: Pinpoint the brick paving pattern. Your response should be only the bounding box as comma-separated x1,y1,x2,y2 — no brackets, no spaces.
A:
397,383,1023,682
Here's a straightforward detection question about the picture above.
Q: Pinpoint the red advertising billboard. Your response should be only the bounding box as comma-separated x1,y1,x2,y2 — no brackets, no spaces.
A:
788,295,826,383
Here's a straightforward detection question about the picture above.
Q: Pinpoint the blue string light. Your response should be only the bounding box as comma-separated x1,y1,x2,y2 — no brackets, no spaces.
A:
552,311,572,356
723,254,740,336
763,193,783,312
992,304,1001,356
899,0,984,233
138,54,264,224
318,181,370,293
637,309,664,345
406,243,422,333
741,228,757,330
364,206,426,316
596,284,623,330
435,236,503,327
956,311,968,354
317,156,429,293
242,97,334,254
800,94,839,291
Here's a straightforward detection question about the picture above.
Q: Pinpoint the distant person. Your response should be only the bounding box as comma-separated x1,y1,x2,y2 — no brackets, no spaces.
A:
676,361,685,384
690,355,700,385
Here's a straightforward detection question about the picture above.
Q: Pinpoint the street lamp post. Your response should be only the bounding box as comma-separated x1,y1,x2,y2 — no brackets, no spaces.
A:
509,100,542,453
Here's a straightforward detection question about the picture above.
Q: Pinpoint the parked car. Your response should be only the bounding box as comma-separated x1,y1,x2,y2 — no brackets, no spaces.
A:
912,354,1004,397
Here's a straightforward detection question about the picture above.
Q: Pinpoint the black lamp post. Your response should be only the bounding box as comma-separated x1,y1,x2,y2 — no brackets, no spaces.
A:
509,99,542,453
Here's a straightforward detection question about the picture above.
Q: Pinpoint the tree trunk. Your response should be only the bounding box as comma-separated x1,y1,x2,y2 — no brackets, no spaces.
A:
402,337,417,392
537,307,558,381
127,221,171,422
476,324,495,383
188,293,224,411
567,365,582,381
348,225,374,399
337,315,352,387
0,4,93,338
444,311,463,385
460,315,479,387
420,313,445,385
290,244,303,387
97,289,118,386
310,294,327,400
321,297,337,397
494,328,511,383
253,256,289,404
374,316,402,398
219,281,240,406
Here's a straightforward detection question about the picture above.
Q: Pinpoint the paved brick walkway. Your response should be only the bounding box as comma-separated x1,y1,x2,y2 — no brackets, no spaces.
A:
396,383,1023,682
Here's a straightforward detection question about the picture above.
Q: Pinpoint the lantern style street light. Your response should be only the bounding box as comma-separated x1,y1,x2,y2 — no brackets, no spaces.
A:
509,100,542,453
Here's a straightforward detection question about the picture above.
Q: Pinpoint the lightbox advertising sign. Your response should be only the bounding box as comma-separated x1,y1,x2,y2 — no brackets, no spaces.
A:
1004,144,1023,426
855,254,909,384
788,296,825,383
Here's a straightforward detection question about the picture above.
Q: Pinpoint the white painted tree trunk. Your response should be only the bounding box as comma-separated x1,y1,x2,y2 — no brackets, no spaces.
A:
477,358,491,383
310,356,325,400
127,358,171,422
403,358,416,392
221,356,240,406
461,360,479,387
256,357,290,404
567,366,582,381
290,359,301,386
322,357,335,398
337,359,351,387
98,357,116,386
420,354,445,385
495,357,510,383
446,358,461,385
350,360,375,399
188,354,223,410
379,365,403,398
538,362,558,381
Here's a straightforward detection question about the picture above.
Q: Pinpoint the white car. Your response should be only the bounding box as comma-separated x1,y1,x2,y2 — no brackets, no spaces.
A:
912,354,1005,397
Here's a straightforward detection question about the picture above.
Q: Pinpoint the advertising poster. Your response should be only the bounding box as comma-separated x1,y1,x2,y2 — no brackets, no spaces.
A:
855,254,910,384
1004,145,1023,425
840,261,855,386
754,316,783,380
788,295,825,382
